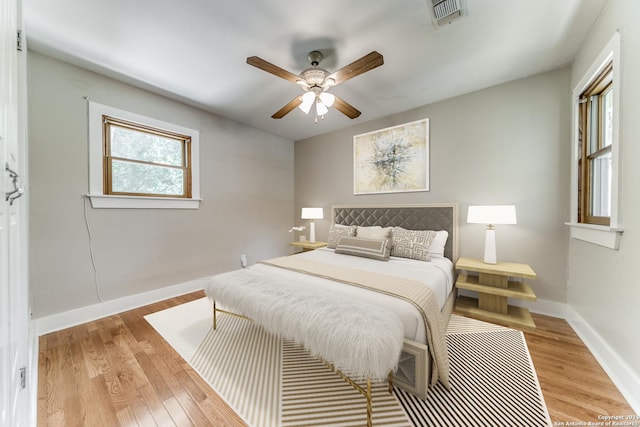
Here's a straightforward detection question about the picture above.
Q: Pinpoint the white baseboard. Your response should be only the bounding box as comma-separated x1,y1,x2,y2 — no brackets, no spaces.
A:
32,278,206,336
566,306,640,415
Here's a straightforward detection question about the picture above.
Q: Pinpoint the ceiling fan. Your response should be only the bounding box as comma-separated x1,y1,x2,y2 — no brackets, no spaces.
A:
246,50,384,121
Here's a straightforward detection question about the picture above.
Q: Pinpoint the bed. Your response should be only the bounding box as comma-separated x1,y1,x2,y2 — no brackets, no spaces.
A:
205,204,458,418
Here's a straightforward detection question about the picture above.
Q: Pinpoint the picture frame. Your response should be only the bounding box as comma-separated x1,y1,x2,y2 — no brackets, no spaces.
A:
353,118,429,195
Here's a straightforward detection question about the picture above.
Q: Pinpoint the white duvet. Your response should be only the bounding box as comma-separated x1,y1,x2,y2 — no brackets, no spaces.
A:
249,248,454,344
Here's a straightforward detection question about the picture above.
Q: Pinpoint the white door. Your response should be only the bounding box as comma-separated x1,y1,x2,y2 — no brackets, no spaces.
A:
1,0,30,425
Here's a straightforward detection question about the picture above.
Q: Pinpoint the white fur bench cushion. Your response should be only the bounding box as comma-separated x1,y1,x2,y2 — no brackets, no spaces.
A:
205,268,404,381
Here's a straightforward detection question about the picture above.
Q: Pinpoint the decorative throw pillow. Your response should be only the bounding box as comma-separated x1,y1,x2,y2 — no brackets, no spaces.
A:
335,237,390,261
391,227,437,261
327,225,356,249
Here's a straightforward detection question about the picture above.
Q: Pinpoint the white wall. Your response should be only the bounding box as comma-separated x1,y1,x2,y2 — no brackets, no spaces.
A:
295,68,571,304
28,51,294,318
568,0,640,411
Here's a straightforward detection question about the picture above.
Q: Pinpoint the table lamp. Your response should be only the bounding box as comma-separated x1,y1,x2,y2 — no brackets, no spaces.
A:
301,207,324,243
467,205,517,264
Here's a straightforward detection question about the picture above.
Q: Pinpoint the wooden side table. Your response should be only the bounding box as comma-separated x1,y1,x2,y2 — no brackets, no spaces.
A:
454,257,537,329
289,241,327,252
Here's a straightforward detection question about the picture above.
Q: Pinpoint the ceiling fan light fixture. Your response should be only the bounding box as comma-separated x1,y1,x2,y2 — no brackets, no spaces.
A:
299,91,315,114
248,50,382,121
319,92,335,107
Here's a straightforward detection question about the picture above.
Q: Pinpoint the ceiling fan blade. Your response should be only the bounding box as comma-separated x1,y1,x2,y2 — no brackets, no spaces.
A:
247,56,300,84
328,51,384,86
333,95,361,119
271,96,303,119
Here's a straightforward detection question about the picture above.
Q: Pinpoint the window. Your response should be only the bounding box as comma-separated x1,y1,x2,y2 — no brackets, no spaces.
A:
88,101,200,209
568,32,622,249
577,62,612,226
103,116,192,198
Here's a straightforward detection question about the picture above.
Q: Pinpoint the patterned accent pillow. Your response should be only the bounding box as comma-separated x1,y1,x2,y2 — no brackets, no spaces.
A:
327,225,356,249
391,227,437,261
335,237,391,261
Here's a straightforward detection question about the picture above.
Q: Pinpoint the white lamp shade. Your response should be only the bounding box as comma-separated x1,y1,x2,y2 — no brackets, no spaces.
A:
315,100,328,116
301,207,324,219
299,92,315,114
319,92,335,107
467,205,517,225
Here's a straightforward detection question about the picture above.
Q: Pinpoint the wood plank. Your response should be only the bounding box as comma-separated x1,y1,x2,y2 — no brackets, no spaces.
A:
456,257,537,278
456,273,537,301
37,290,633,426
455,295,536,329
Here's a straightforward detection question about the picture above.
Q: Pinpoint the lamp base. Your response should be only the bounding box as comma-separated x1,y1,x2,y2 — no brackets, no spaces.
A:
309,222,316,243
483,228,497,264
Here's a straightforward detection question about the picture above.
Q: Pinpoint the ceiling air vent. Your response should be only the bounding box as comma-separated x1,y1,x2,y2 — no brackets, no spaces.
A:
430,0,463,26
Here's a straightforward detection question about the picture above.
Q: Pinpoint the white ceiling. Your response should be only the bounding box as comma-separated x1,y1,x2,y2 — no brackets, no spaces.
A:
23,0,607,141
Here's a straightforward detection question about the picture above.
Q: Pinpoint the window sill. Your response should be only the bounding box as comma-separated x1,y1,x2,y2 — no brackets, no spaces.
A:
87,194,201,209
565,222,623,249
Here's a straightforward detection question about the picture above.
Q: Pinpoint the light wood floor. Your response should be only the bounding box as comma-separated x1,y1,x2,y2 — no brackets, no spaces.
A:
37,291,635,426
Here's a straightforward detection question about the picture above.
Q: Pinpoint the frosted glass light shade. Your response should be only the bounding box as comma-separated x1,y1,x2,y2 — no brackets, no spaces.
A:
319,92,335,107
316,101,328,116
299,92,315,114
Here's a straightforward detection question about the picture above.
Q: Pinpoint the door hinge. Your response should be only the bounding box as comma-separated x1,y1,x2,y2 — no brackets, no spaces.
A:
19,367,26,389
17,30,23,51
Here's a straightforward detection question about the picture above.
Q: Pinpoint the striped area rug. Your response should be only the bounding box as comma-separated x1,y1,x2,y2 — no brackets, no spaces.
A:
145,298,551,427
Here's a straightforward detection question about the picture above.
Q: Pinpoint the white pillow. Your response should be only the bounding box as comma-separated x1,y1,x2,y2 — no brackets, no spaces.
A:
356,226,393,249
429,230,449,258
356,226,392,240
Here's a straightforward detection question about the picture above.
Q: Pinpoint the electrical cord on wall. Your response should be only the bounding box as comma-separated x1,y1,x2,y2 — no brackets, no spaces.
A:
83,195,104,303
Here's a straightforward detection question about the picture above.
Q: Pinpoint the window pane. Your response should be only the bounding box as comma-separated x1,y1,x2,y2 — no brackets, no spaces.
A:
590,151,612,217
110,125,184,166
602,89,613,148
588,96,599,154
111,160,184,196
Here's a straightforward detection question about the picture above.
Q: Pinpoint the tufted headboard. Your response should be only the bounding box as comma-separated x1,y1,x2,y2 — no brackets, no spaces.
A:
331,204,458,261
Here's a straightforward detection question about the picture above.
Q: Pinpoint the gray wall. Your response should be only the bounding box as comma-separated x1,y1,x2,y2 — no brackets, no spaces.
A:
568,0,640,392
28,51,294,318
295,68,571,304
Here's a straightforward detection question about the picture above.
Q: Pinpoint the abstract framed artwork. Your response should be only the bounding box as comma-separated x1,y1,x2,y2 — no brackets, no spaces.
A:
353,118,429,195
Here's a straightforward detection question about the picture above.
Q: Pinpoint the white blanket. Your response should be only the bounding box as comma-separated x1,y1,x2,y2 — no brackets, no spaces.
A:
254,248,453,344
205,268,404,381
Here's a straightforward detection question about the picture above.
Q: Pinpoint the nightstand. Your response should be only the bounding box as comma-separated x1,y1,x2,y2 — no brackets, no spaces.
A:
454,257,537,330
289,241,327,252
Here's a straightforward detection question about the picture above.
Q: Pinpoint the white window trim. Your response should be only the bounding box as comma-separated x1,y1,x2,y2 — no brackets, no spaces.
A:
568,31,622,249
87,101,201,209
